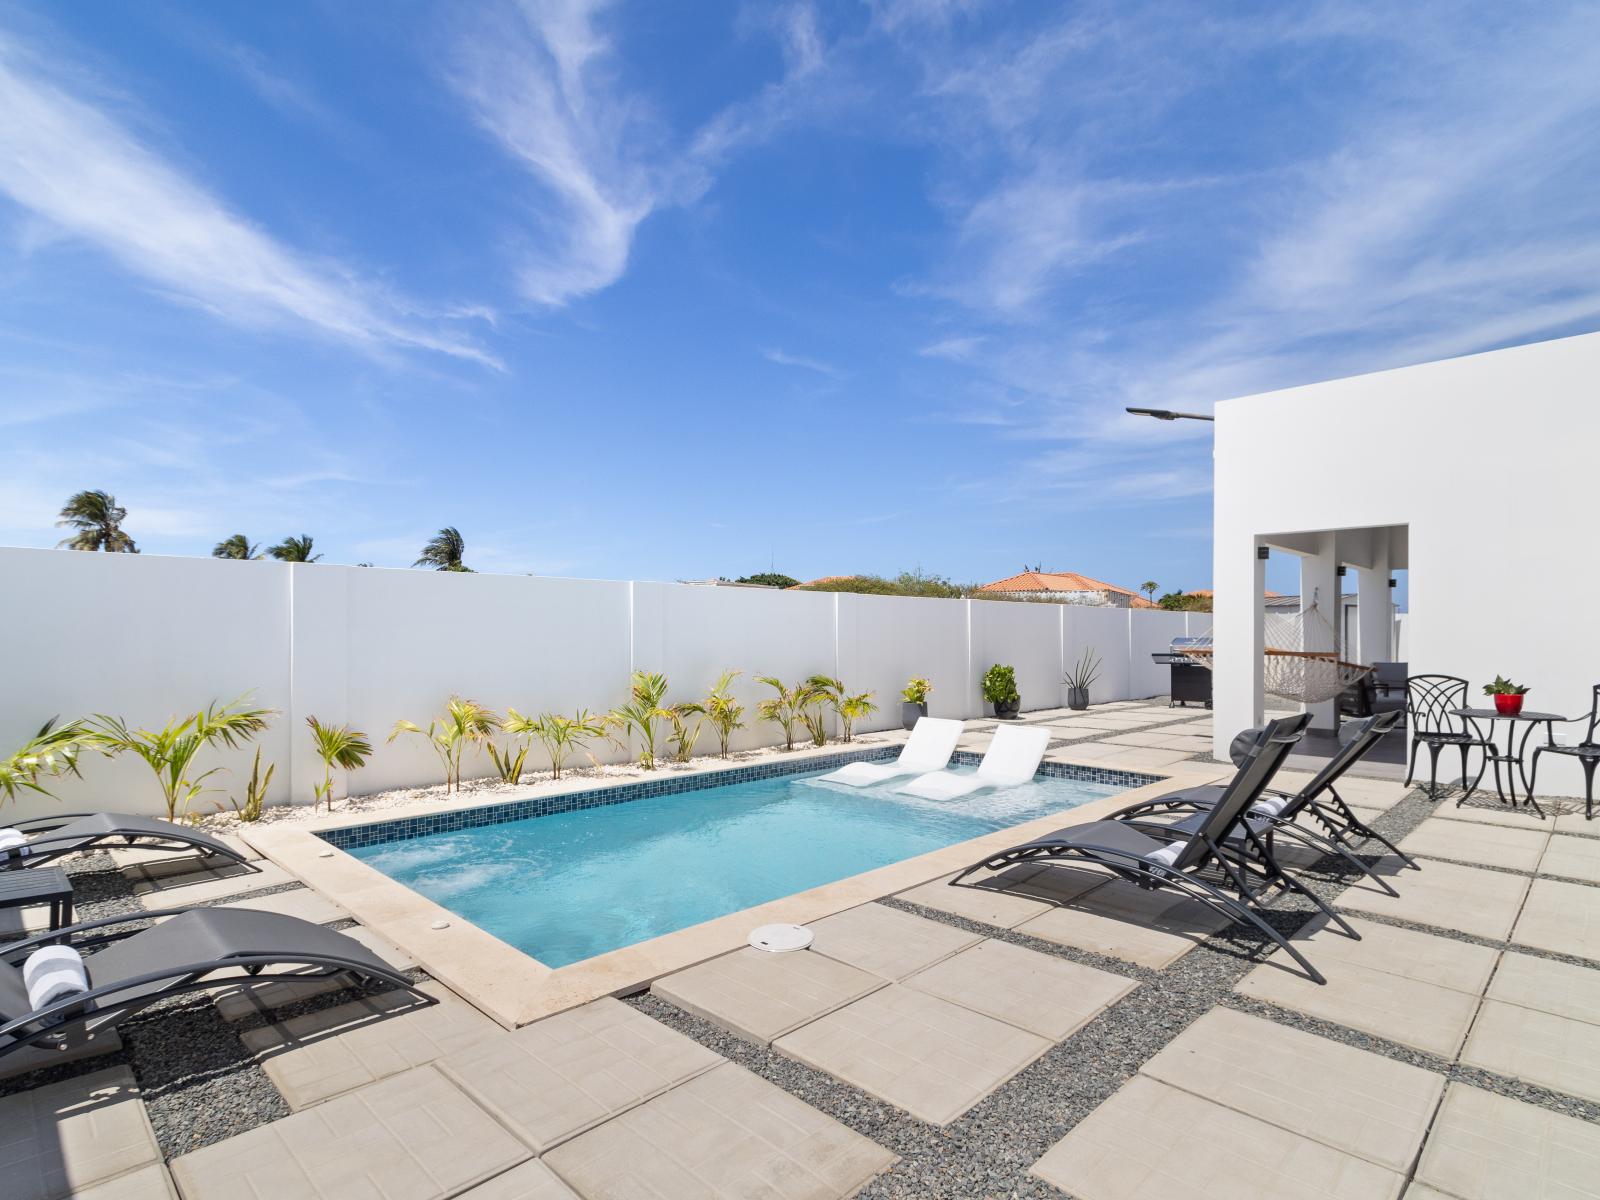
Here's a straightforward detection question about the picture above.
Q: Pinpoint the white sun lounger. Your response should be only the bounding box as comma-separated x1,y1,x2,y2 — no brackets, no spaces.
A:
898,724,1051,801
817,717,965,787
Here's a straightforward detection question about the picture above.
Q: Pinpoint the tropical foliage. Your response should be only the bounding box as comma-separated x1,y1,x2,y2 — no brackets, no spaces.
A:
703,670,745,757
228,747,274,822
836,690,878,742
91,696,275,820
266,535,321,563
514,710,606,780
663,701,707,763
0,718,90,804
306,716,373,810
1483,675,1530,696
414,527,472,572
756,676,815,751
901,676,932,704
801,675,840,747
56,490,137,553
388,697,499,792
981,664,1019,705
606,671,670,769
1066,648,1103,692
795,570,962,598
212,534,261,560
487,708,536,783
733,572,799,588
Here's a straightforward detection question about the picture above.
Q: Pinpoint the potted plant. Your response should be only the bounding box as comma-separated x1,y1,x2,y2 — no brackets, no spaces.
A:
982,664,1021,719
901,677,932,730
1065,648,1102,710
1483,675,1530,716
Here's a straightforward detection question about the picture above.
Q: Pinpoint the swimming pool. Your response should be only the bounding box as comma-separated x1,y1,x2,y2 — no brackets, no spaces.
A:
339,754,1144,967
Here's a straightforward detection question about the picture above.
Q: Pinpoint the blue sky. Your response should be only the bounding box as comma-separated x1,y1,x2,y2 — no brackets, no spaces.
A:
2,2,1597,594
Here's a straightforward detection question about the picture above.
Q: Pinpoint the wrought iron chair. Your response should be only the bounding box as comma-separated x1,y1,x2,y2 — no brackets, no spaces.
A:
1404,675,1492,800
1529,685,1600,820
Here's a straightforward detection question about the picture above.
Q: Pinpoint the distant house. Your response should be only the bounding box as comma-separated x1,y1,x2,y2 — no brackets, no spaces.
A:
977,570,1157,608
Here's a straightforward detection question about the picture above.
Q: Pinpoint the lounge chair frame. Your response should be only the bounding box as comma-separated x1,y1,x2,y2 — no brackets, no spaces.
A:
1,812,257,873
953,715,1334,983
1109,712,1415,896
0,907,429,1065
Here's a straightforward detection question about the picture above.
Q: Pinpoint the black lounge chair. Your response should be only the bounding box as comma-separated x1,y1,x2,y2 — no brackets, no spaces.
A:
0,906,429,1065
1107,712,1416,896
952,714,1335,984
0,812,256,873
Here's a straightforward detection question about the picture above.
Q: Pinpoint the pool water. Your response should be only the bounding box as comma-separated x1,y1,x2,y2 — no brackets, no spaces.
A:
347,765,1122,967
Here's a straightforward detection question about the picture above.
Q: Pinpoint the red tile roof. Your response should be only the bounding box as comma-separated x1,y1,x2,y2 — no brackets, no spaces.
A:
978,571,1157,607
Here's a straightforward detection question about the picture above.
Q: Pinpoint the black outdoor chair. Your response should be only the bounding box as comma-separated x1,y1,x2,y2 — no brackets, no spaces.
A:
0,906,429,1066
1,812,257,874
1338,673,1376,718
1404,675,1492,800
1109,711,1415,896
1529,684,1600,820
1372,662,1408,711
951,714,1334,984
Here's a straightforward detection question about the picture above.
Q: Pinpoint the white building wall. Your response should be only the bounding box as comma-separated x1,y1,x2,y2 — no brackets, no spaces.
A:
1213,330,1599,791
0,548,1200,820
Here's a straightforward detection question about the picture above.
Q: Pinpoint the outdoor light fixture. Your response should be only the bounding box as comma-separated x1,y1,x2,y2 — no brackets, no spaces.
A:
1257,547,1270,560
1125,406,1215,422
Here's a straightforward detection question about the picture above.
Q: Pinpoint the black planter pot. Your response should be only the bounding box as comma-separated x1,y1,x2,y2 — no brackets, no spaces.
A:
993,697,1021,720
1067,686,1089,711
901,700,928,730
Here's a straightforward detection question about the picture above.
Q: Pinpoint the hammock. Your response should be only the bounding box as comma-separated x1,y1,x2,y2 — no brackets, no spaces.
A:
1178,596,1373,704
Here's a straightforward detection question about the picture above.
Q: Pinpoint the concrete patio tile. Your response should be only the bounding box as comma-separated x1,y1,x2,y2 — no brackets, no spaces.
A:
73,1164,178,1200
1553,811,1600,836
1234,918,1493,1057
904,938,1135,1040
0,1029,124,1081
1014,878,1229,969
1338,858,1530,940
1396,818,1548,872
221,886,348,926
131,860,293,906
436,996,722,1154
774,984,1050,1126
1030,1075,1403,1200
894,868,1055,928
805,902,981,980
169,1065,528,1200
1065,745,1197,769
1487,951,1600,1025
1100,731,1182,749
1416,1082,1600,1200
1436,802,1555,830
1540,834,1600,884
0,1066,161,1200
1461,999,1600,1104
652,947,885,1045
458,1162,578,1199
1140,1008,1443,1171
213,925,418,1021
243,980,502,1109
543,1063,896,1200
1514,877,1600,959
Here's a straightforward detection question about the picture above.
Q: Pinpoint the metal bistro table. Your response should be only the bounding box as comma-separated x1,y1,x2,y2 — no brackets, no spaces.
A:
1451,706,1567,818
0,865,75,934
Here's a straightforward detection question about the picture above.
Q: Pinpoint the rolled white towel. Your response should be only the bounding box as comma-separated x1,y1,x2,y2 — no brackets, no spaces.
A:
1251,795,1291,818
23,945,89,1014
0,827,32,858
1146,840,1185,869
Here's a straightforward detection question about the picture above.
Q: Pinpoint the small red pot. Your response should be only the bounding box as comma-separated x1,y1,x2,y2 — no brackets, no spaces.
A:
1494,693,1525,716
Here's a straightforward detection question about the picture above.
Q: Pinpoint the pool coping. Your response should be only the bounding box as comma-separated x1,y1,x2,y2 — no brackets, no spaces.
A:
242,739,1235,1028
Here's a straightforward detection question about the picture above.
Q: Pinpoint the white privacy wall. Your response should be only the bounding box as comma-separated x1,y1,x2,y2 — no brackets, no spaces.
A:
0,547,1195,818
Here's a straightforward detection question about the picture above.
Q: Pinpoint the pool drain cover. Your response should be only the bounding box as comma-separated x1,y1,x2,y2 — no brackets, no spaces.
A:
748,923,813,953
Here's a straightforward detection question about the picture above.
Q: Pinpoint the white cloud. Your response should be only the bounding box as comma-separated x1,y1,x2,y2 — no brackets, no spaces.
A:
763,347,842,378
0,29,499,367
448,0,687,307
918,335,983,361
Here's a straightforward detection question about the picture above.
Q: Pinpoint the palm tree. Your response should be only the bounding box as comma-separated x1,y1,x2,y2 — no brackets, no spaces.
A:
1140,580,1159,607
414,526,472,572
212,534,260,560
56,490,137,553
266,535,320,563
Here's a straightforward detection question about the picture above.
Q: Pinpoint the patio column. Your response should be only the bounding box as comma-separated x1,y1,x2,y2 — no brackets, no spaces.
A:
1212,538,1266,761
1356,539,1392,665
1300,533,1339,732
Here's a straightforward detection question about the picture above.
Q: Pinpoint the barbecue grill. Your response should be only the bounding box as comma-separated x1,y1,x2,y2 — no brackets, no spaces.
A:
1153,636,1212,708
